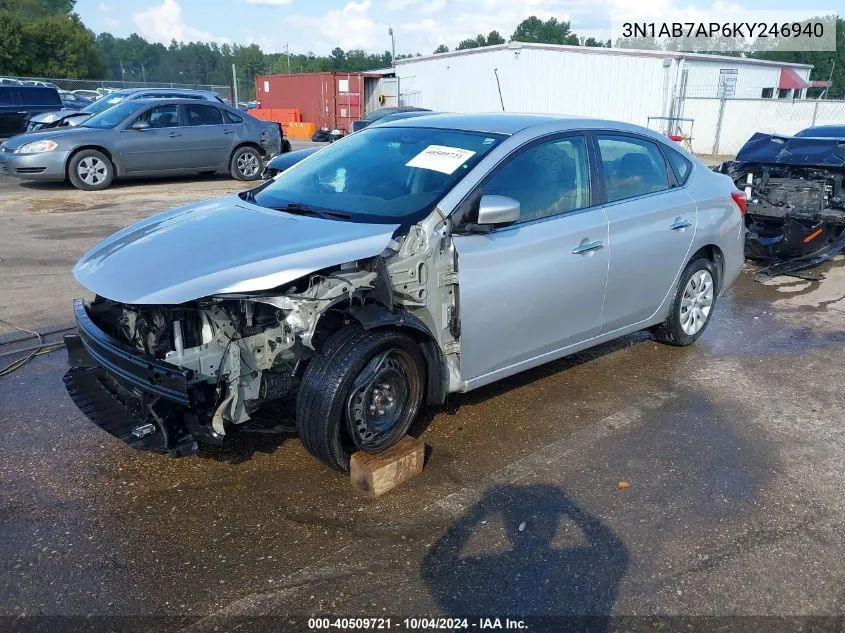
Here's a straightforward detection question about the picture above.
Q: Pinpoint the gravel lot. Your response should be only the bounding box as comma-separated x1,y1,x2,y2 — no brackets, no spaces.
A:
1,164,844,632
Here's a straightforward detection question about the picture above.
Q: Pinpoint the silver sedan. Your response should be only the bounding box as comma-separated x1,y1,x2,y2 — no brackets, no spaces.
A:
63,114,745,470
0,98,282,190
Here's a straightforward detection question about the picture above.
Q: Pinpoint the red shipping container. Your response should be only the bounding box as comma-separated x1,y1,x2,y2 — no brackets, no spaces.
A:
255,72,369,133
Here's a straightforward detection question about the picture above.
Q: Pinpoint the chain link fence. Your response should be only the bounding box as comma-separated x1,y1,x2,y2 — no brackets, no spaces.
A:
4,76,231,99
678,96,845,156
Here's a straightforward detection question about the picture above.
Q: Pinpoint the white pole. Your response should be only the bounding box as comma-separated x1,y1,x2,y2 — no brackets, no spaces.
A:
232,63,239,105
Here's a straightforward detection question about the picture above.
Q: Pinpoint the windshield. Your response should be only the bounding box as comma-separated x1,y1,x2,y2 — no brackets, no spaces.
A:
82,94,128,115
795,126,845,138
80,100,144,129
251,126,503,224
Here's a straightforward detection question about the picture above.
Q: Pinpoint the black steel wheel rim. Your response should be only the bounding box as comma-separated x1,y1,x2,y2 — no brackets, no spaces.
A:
346,348,421,452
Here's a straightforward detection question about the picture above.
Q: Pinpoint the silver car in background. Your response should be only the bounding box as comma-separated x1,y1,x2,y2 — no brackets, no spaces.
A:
0,98,281,190
26,87,223,132
62,114,745,469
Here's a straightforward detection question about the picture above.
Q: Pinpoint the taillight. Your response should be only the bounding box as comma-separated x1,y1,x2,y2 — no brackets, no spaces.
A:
731,190,747,217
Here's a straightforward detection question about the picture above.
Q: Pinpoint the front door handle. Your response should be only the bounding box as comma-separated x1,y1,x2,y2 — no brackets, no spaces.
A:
168,131,182,138
670,219,693,231
571,240,604,255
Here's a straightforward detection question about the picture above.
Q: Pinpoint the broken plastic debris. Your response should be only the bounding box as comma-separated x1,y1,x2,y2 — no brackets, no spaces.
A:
617,480,630,489
518,521,526,532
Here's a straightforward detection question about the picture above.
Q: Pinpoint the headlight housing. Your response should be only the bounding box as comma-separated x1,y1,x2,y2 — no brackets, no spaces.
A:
17,140,58,154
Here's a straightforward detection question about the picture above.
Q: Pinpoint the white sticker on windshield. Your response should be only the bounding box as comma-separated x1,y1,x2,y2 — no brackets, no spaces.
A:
405,145,476,175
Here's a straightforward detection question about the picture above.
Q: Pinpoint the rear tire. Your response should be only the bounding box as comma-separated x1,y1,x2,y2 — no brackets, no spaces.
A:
230,146,262,181
296,327,425,472
651,257,718,346
67,149,114,191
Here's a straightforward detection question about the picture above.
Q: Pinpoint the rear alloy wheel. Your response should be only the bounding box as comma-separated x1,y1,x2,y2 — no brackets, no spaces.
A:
652,257,718,346
296,328,425,472
68,149,114,191
230,146,262,181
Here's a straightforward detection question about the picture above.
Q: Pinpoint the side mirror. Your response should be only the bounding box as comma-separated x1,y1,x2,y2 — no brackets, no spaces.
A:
130,120,150,131
476,195,520,226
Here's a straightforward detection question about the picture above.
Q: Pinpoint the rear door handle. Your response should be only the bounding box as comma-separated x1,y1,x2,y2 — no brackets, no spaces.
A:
571,240,604,255
670,219,692,231
223,129,234,134
168,131,182,137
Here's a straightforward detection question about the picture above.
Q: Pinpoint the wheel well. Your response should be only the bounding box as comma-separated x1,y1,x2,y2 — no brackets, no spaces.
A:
690,244,725,292
66,146,117,177
230,142,263,164
312,303,449,407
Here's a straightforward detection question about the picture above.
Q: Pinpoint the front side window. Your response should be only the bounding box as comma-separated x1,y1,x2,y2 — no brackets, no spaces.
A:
482,136,591,223
185,104,223,126
135,104,180,128
251,126,503,224
597,135,669,202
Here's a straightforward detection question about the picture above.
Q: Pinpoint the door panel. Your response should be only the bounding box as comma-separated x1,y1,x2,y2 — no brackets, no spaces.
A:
182,103,235,169
452,134,608,382
595,134,697,332
455,211,610,381
117,104,187,172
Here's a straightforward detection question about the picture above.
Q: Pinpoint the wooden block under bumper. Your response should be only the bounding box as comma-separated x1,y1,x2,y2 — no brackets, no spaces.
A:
350,436,425,497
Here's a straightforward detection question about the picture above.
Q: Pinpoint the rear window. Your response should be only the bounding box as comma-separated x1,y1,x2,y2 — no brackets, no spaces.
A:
0,87,13,104
185,103,223,126
22,87,60,106
665,148,692,185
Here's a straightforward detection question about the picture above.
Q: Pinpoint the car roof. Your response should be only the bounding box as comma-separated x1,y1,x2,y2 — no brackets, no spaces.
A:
380,113,650,135
798,125,845,136
111,87,219,97
123,97,231,106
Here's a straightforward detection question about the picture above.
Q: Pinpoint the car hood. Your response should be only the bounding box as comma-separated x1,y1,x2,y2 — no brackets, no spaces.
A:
735,132,845,167
73,195,400,305
28,109,90,125
1,125,103,150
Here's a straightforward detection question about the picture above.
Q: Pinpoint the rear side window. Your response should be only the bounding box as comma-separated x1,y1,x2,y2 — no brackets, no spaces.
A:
665,147,692,185
0,87,12,104
21,87,60,106
224,110,243,124
185,104,224,126
596,135,670,202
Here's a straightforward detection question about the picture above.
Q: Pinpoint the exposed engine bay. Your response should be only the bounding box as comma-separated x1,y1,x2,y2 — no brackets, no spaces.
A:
66,223,458,455
725,163,845,261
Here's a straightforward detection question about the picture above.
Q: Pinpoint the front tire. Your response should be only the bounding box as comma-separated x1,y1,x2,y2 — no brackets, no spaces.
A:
651,257,718,346
296,328,425,472
230,146,263,181
67,149,114,191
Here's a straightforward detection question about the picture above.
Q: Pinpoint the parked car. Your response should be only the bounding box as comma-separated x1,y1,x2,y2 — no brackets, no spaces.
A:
350,106,431,132
0,77,22,86
370,110,440,127
0,85,62,137
26,87,225,132
718,128,845,261
58,90,91,110
61,114,744,469
0,98,281,190
262,146,320,179
72,90,101,102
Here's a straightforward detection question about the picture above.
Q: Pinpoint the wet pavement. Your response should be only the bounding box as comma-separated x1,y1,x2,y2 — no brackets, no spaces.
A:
1,174,845,632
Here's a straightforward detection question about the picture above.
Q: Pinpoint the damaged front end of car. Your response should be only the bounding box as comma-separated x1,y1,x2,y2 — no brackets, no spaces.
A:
719,133,845,264
63,207,456,456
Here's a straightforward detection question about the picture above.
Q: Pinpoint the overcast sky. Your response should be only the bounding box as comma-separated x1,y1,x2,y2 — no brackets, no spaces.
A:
77,0,828,56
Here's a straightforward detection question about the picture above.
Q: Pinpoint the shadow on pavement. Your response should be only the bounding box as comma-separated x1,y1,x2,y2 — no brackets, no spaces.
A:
420,484,628,632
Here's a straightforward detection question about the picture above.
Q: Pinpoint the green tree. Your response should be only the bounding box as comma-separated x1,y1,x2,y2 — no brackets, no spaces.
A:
456,36,482,50
433,44,449,54
511,16,579,45
486,30,506,45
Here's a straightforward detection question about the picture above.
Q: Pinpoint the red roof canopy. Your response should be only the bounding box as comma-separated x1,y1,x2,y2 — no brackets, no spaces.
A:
779,68,810,90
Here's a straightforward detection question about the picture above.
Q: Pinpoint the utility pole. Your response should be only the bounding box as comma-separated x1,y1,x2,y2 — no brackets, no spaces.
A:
120,59,126,83
389,27,399,106
232,63,239,105
141,63,146,84
285,43,291,74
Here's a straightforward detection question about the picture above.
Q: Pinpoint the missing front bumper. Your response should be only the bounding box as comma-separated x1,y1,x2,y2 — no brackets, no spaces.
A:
62,299,218,456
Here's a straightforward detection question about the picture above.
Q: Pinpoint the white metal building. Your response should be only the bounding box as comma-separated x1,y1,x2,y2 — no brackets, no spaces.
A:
392,43,815,130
